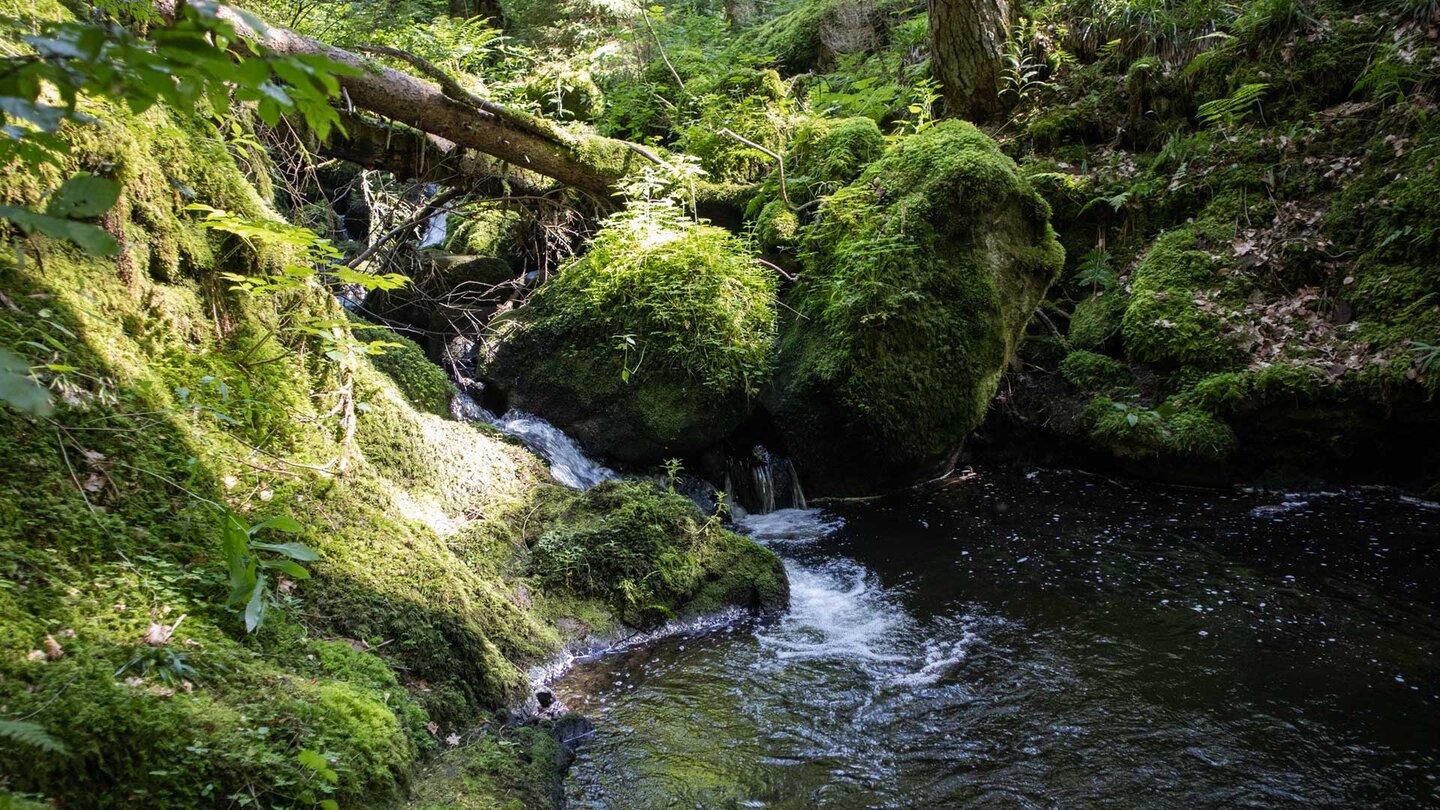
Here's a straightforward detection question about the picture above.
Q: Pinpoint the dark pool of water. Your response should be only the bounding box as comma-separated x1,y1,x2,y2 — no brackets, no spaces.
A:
551,469,1440,809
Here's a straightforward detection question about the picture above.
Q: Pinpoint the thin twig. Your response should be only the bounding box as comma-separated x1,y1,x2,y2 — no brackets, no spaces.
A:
716,127,796,211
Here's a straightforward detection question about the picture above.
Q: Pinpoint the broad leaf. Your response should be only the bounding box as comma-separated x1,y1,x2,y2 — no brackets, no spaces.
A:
252,541,320,562
0,347,52,416
45,173,120,219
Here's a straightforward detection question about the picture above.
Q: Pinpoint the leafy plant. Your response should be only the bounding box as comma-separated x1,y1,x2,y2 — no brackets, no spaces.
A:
1198,82,1268,128
1074,248,1118,292
294,749,341,810
0,347,52,417
0,719,67,755
663,457,683,491
0,173,121,256
1411,341,1440,375
220,510,319,632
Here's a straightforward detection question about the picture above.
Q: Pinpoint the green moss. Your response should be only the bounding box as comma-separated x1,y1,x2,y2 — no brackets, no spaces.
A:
485,210,777,463
523,67,605,122
1060,350,1130,391
406,725,566,810
364,326,455,416
1121,227,1246,370
445,207,522,257
1184,372,1249,414
756,198,800,247
770,120,1064,494
1068,291,1128,350
681,68,793,183
788,115,886,186
527,481,786,627
1082,396,1235,461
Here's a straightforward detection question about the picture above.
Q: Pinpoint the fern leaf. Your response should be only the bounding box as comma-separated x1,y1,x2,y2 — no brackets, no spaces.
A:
0,719,68,755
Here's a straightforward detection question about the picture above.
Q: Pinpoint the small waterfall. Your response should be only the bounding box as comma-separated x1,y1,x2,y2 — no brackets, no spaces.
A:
725,446,806,516
417,183,448,248
451,393,617,490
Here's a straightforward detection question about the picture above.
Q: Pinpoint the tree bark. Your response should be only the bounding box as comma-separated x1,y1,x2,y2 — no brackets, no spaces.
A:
155,0,646,197
928,0,1011,122
447,0,504,26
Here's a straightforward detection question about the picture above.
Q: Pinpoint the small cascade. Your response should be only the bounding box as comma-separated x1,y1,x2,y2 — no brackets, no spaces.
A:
725,446,806,516
417,183,448,247
451,393,617,490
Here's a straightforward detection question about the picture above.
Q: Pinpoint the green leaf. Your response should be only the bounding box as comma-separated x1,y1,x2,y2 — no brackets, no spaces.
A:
296,749,328,772
249,515,303,535
0,347,52,417
0,206,119,255
252,541,320,562
260,558,310,579
1125,413,1139,427
0,719,67,755
45,173,120,219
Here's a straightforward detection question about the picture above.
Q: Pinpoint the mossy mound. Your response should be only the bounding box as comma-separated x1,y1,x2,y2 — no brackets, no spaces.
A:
680,68,793,184
768,120,1064,495
523,67,605,122
747,115,887,249
528,481,788,627
484,209,777,464
1068,290,1128,351
734,0,892,74
1082,397,1236,461
1120,227,1246,371
364,325,457,416
1060,350,1131,391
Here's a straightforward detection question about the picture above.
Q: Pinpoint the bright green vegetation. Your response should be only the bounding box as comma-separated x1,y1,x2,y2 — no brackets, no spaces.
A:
0,45,785,810
528,481,787,627
485,197,778,463
769,120,1064,494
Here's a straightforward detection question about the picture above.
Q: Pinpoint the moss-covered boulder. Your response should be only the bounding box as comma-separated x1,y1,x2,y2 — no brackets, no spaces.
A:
527,481,788,627
484,209,777,464
768,120,1065,495
1121,227,1247,370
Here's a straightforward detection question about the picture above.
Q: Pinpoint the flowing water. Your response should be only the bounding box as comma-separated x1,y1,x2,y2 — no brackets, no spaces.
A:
451,394,617,489
550,469,1440,809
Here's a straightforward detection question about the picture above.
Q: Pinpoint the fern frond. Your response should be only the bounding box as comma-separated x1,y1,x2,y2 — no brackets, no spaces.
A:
0,719,68,755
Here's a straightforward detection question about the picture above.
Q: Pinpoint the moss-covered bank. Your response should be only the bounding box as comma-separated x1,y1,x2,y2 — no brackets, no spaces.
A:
0,88,783,810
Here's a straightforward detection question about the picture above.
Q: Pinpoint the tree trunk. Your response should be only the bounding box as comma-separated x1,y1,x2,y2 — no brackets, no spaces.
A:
723,0,755,28
447,0,504,26
155,0,645,197
928,0,1011,122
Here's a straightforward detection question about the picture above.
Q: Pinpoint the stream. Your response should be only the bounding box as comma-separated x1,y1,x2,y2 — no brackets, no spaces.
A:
549,469,1440,808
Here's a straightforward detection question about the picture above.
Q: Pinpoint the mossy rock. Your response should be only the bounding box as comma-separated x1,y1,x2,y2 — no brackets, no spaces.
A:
1068,290,1128,351
484,213,777,464
1082,397,1236,461
1121,227,1247,370
364,324,456,416
768,120,1065,495
1060,350,1131,391
527,481,788,627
